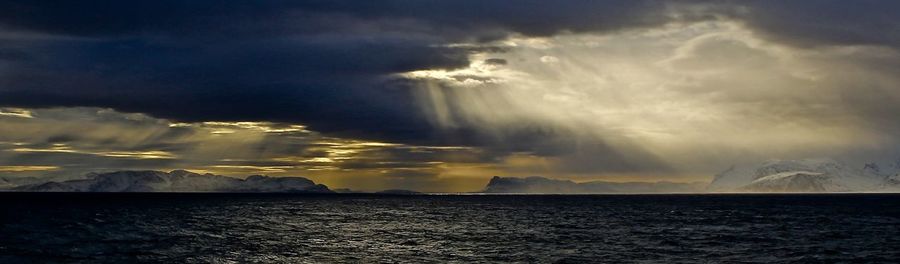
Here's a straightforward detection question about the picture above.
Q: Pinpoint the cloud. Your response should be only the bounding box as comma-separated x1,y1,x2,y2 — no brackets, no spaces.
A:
727,0,900,49
0,108,499,190
0,1,706,144
0,108,32,118
1,1,900,188
0,165,58,172
2,1,896,144
483,58,507,66
407,20,900,177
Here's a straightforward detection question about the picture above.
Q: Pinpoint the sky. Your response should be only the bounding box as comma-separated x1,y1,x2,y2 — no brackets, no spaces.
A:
2,1,900,192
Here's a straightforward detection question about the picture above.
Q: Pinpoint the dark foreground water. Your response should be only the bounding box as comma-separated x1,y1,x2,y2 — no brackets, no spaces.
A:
1,194,899,263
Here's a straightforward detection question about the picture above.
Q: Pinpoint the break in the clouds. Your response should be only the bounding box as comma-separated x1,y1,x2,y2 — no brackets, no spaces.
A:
0,108,499,191
1,1,900,191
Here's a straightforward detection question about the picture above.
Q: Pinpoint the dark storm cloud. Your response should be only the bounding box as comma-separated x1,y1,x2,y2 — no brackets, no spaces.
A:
0,1,679,39
727,0,900,48
0,0,688,144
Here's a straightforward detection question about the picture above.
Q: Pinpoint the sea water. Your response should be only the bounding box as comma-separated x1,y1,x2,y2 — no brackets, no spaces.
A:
1,193,899,263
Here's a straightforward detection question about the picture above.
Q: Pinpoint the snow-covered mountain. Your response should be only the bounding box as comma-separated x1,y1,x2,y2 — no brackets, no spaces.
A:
8,170,333,193
481,176,706,194
708,158,900,192
739,172,839,192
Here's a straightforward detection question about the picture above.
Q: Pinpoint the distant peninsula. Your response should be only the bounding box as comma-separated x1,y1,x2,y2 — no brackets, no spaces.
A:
5,170,333,193
481,176,706,194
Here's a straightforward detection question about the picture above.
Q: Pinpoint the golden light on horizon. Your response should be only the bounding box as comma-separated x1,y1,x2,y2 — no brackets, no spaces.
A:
0,165,59,172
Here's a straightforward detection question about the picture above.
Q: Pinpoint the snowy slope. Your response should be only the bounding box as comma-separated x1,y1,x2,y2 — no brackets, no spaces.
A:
739,171,846,192
708,158,893,192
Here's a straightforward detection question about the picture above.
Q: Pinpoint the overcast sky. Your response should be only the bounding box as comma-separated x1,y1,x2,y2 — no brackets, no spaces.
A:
2,1,900,191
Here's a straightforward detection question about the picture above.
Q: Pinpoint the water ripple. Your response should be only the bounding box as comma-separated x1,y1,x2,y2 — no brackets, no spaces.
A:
1,193,899,263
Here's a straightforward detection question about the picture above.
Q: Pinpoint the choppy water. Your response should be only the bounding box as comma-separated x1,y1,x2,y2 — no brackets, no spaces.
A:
1,193,899,263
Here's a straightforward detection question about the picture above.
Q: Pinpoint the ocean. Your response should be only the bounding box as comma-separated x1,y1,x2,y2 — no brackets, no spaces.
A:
1,193,899,263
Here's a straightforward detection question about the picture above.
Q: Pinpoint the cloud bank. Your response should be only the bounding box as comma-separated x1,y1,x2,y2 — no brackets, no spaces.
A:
1,1,900,191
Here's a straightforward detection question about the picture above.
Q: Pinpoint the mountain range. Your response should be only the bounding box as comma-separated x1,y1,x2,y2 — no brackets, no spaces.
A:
4,170,332,193
4,157,900,193
483,158,900,193
481,176,706,194
707,158,900,192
